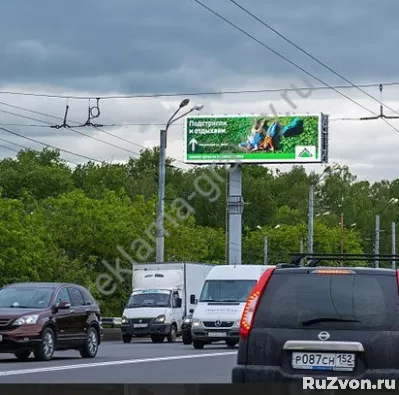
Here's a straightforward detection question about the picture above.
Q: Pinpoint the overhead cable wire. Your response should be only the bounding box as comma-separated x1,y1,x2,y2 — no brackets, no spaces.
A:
0,82,398,100
0,105,141,158
227,0,399,116
0,125,103,164
191,0,399,134
0,101,190,168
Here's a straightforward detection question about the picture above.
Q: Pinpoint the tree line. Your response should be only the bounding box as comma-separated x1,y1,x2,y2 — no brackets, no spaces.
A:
0,147,397,315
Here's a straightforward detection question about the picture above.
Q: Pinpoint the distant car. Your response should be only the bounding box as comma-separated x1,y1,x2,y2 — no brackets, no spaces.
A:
0,282,102,361
232,264,399,382
181,311,194,345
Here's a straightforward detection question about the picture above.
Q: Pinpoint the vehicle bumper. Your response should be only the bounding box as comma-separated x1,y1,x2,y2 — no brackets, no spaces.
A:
192,327,239,342
149,323,171,336
232,365,399,382
121,323,151,336
121,322,171,337
0,330,42,353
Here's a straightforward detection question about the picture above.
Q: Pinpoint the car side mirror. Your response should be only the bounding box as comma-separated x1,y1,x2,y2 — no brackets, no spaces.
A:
58,301,71,309
190,294,196,304
189,308,194,314
176,298,182,308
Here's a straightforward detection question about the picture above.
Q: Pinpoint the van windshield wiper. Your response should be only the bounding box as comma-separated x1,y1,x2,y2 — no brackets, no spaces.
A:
302,317,361,326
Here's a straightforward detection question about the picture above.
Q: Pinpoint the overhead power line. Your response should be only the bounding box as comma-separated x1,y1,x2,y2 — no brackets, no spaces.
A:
192,0,399,134
0,82,398,100
227,0,399,117
0,125,103,164
0,101,189,169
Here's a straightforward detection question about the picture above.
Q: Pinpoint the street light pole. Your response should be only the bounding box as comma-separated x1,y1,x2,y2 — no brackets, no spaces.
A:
155,99,204,263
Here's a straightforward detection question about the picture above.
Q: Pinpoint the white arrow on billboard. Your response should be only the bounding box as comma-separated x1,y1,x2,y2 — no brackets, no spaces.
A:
189,138,198,151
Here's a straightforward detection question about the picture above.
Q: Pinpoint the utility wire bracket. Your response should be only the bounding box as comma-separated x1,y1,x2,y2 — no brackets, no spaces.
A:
75,98,104,128
50,103,71,129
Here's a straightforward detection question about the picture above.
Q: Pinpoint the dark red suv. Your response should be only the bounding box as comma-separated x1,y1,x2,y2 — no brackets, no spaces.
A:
0,282,102,361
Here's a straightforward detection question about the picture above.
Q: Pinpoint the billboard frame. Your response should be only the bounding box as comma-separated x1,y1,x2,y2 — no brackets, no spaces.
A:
183,113,329,165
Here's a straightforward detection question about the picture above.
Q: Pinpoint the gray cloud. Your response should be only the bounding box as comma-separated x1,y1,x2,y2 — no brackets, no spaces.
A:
0,0,398,93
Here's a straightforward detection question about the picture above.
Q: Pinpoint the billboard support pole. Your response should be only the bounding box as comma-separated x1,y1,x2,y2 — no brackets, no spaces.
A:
227,164,243,265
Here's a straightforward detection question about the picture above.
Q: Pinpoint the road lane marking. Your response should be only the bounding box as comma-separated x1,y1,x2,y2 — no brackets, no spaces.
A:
0,351,237,377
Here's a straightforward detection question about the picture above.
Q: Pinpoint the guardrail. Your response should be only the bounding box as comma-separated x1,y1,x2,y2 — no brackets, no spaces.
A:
101,317,122,328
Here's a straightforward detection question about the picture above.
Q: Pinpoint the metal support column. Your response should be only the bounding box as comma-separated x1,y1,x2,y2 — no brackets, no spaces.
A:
227,164,244,265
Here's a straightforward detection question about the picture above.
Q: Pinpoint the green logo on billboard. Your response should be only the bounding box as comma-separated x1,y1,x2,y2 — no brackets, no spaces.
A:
298,148,313,158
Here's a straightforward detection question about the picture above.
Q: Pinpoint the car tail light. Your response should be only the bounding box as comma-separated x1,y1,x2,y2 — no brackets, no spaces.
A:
396,269,399,287
239,267,275,340
312,269,354,275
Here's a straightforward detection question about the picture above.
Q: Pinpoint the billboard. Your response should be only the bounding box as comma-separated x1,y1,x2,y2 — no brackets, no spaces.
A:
184,114,328,164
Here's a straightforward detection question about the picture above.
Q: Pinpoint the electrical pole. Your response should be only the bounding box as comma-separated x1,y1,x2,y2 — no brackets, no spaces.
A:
392,221,396,269
263,236,268,265
375,214,380,268
307,185,314,254
340,212,344,266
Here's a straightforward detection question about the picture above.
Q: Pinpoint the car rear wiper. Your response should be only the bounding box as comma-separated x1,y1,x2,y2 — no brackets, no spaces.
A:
302,317,361,326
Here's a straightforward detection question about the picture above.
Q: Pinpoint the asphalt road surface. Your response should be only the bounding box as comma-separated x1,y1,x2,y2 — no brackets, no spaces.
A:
0,339,237,383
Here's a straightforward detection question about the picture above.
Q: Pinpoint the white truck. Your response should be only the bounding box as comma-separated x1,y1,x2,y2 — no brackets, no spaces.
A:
191,264,274,349
120,262,214,343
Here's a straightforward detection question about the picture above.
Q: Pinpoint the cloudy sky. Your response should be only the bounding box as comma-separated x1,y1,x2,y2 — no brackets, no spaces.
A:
0,0,398,181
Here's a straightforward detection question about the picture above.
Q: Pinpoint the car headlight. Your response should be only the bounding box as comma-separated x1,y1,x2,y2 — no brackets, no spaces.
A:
192,318,203,327
121,316,129,324
183,318,192,324
232,320,240,327
154,314,166,323
13,314,39,325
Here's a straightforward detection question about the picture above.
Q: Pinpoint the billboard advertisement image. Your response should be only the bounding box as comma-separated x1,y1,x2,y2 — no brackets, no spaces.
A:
184,114,328,164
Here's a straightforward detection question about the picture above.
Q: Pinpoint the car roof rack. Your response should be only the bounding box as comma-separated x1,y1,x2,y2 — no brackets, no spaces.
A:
287,253,399,267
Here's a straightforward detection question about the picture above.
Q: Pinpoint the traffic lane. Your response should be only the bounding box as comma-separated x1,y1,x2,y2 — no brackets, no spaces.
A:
0,350,237,383
0,339,201,370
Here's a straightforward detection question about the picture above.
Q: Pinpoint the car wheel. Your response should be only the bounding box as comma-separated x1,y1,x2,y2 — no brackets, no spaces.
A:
167,324,177,343
80,327,99,358
226,340,237,348
34,327,55,361
193,340,204,349
182,333,192,345
14,350,31,361
150,335,164,343
122,334,132,343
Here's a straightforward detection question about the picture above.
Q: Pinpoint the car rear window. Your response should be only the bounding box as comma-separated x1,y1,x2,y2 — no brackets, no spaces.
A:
253,271,399,330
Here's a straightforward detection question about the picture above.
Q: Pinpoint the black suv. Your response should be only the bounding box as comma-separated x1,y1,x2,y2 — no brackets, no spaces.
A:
232,255,399,382
0,282,102,361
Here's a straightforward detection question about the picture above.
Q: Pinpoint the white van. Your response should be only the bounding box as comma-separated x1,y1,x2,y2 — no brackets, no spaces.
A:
191,264,273,349
121,263,213,343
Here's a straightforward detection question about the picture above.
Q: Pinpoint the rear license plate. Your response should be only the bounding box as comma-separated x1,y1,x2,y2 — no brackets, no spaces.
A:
292,352,355,371
0,335,2,342
208,332,226,337
133,324,148,328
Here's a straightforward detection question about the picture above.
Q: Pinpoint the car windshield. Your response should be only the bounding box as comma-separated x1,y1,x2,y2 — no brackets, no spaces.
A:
0,286,54,309
199,279,257,303
253,271,399,330
126,291,171,308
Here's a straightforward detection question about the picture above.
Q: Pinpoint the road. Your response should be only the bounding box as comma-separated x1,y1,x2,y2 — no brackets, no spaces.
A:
0,339,237,383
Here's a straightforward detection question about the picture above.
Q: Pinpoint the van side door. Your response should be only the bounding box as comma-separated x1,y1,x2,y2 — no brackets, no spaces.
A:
171,291,183,331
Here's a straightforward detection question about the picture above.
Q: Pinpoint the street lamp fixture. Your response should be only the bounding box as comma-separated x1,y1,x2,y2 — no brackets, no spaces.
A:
155,100,204,263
